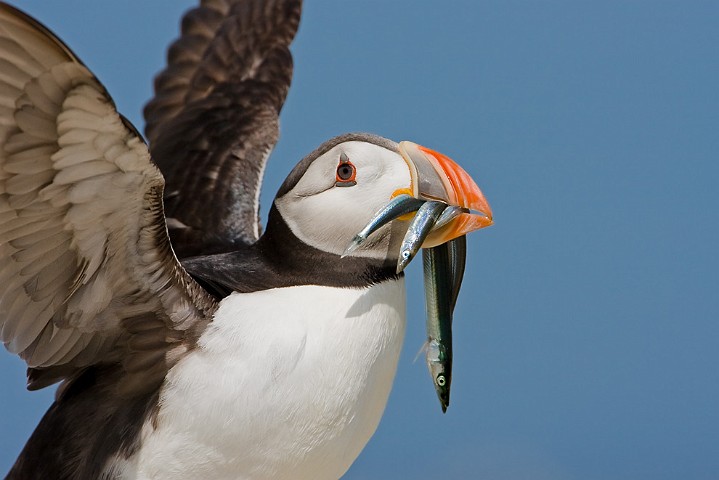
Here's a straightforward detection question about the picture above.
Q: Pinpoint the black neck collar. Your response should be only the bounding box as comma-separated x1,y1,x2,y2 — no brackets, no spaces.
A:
183,205,401,299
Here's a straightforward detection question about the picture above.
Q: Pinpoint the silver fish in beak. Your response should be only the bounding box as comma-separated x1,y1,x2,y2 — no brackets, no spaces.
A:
345,141,492,411
396,203,472,274
396,201,448,273
422,235,466,412
343,194,425,257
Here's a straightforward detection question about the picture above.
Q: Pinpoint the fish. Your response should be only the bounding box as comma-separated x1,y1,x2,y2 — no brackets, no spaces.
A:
422,235,467,412
348,198,469,411
434,205,468,232
342,193,425,257
396,201,448,273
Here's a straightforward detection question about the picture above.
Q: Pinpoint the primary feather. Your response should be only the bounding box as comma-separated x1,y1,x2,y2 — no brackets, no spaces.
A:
145,0,301,257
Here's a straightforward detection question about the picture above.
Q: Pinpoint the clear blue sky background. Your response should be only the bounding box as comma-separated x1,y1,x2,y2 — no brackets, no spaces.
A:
1,1,717,478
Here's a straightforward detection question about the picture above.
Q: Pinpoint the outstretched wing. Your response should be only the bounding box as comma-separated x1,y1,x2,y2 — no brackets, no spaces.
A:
144,0,302,258
0,4,217,393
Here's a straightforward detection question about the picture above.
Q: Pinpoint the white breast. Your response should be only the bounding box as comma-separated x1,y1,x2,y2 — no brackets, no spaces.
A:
125,279,406,480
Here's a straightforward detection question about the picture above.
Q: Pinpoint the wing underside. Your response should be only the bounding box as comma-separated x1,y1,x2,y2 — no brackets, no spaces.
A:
0,3,217,393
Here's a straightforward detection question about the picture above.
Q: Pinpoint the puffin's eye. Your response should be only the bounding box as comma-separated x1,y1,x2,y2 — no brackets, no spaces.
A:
335,153,357,187
337,163,355,181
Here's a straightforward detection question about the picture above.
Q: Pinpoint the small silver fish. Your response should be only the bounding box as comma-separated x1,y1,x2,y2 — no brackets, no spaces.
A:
347,198,469,411
422,235,467,412
396,201,448,273
447,235,467,310
343,194,425,257
433,205,467,232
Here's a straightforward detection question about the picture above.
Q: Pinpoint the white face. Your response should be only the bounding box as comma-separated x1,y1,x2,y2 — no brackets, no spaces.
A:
275,141,412,260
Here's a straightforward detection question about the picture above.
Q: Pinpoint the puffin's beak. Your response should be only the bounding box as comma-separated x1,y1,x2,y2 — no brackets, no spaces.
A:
342,141,492,261
397,141,493,248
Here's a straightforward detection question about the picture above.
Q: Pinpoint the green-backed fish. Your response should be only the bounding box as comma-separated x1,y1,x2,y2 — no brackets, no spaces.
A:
422,235,466,412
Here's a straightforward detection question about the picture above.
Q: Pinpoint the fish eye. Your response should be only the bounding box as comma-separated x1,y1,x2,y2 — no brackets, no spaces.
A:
436,375,446,386
335,153,357,186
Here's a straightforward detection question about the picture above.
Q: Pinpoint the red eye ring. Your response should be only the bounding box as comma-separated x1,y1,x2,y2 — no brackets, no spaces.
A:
335,154,357,186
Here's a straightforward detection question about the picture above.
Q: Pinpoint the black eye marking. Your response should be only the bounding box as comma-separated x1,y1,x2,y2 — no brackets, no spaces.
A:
335,152,357,187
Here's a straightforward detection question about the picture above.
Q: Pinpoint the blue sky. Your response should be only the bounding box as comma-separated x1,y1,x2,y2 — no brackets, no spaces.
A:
1,1,718,478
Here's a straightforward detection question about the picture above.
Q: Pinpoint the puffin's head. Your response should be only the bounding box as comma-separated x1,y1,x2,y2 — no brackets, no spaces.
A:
268,133,491,273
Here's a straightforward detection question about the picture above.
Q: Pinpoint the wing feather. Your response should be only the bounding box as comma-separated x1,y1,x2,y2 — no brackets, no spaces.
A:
144,0,302,257
0,3,217,393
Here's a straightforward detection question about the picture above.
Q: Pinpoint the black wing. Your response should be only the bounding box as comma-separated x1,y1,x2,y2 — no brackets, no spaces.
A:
144,0,302,258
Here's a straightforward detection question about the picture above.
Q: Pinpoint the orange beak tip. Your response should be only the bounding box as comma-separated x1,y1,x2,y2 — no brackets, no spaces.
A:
398,140,493,244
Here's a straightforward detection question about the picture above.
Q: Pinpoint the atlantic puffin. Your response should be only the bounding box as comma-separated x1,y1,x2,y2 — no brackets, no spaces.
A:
0,1,492,478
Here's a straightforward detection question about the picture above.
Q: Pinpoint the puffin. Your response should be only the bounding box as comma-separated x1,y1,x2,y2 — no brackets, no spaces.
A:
0,1,492,479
